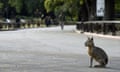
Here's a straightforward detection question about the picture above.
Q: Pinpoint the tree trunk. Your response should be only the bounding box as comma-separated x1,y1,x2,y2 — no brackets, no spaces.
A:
104,0,115,20
80,1,89,21
89,0,96,20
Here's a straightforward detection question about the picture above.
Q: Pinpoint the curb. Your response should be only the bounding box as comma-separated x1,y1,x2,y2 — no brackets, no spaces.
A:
75,30,120,40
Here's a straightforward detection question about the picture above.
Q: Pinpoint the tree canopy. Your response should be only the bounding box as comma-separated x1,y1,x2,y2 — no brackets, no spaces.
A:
0,0,45,18
0,0,120,20
115,0,120,12
44,0,83,20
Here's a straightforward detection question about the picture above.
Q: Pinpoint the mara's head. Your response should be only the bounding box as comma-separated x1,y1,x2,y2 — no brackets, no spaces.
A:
85,37,94,47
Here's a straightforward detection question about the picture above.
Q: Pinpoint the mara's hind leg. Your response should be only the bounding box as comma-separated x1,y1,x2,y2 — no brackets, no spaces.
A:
94,59,106,68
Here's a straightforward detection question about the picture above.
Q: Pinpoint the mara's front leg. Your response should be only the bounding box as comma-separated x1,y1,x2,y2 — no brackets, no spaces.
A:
89,57,93,68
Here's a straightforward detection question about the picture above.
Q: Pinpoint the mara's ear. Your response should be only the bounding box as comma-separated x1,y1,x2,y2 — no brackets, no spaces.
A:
87,36,90,40
91,37,94,41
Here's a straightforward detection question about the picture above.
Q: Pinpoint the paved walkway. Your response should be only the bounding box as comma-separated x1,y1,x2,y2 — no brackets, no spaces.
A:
0,25,120,72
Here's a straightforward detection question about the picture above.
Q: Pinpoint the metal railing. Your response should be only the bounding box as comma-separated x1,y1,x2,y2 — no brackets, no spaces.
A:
76,21,120,35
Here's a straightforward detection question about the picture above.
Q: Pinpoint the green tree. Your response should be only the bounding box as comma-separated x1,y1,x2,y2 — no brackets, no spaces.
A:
115,0,120,12
0,3,3,9
8,0,45,16
44,0,83,21
8,0,23,13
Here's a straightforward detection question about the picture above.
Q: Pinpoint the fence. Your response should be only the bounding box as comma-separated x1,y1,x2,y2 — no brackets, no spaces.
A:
76,21,120,36
0,19,41,31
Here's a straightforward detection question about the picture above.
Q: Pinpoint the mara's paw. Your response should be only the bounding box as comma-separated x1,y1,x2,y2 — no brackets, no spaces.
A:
94,65,106,68
89,66,92,68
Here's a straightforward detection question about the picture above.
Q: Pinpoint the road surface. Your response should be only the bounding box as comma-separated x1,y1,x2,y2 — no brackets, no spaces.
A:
0,25,120,72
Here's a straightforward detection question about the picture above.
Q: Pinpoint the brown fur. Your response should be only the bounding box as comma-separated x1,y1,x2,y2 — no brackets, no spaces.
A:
85,37,108,68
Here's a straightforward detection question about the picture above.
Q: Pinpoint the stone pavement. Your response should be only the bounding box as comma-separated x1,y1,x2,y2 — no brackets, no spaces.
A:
0,52,120,72
0,25,120,72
